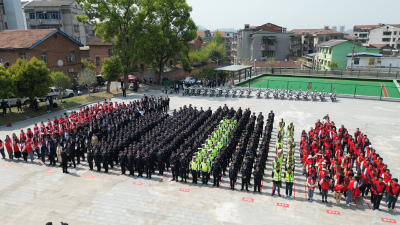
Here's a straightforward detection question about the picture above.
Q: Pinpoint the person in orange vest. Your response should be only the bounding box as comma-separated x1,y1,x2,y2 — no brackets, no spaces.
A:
387,178,399,212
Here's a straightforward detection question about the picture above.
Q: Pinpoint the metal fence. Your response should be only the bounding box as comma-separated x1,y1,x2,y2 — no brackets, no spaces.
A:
253,67,400,79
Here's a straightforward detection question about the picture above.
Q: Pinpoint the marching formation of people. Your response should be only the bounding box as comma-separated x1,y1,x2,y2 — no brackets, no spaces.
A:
298,115,399,211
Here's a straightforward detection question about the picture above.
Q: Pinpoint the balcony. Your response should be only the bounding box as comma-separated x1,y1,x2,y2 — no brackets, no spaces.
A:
290,44,301,51
262,36,276,40
261,45,276,51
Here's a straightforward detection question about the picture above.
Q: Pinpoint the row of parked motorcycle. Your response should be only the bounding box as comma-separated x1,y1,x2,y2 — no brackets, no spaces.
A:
182,85,337,102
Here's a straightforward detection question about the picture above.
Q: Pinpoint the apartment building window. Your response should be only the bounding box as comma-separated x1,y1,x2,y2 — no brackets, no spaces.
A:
47,12,60,19
354,58,360,65
108,49,115,57
359,34,368,38
329,49,331,54
383,32,392,35
382,38,390,42
70,51,76,61
394,31,397,35
96,57,100,67
37,13,47,19
393,38,396,42
319,37,323,42
30,25,37,29
29,13,35,19
261,51,274,57
19,53,26,59
41,52,48,64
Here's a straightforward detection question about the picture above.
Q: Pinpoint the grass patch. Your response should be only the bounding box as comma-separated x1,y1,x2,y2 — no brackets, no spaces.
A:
1,90,126,127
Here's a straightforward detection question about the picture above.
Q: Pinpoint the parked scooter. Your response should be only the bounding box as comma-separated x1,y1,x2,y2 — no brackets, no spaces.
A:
256,85,262,99
311,87,319,101
246,88,252,98
295,86,302,101
303,88,310,100
330,87,336,102
202,88,209,96
279,86,286,99
238,88,245,98
273,86,279,99
182,88,189,96
287,86,294,100
224,88,231,98
264,85,272,99
231,89,237,98
320,87,326,102
216,88,223,97
209,88,216,97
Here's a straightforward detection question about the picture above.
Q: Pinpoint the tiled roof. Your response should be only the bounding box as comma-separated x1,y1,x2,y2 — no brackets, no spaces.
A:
289,29,343,35
0,29,55,49
368,44,395,49
353,25,381,29
86,36,113,46
24,0,74,7
344,35,356,40
0,29,83,49
318,40,348,47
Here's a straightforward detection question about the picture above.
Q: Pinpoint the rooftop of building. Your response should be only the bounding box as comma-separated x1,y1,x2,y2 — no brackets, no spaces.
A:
289,28,343,35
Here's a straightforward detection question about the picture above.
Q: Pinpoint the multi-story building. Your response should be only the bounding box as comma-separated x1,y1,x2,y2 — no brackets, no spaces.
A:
231,23,292,64
339,25,345,33
23,0,94,45
289,27,344,57
0,0,25,32
316,40,379,70
353,24,400,49
0,29,83,80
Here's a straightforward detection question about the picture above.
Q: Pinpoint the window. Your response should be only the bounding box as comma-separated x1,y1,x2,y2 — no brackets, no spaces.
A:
354,33,358,37
29,13,35,19
41,52,47,64
30,25,37,29
393,38,396,42
5,22,7,30
4,62,9,69
96,57,100,67
74,25,79,32
359,34,368,38
354,58,360,65
359,39,367,43
383,32,392,35
261,51,274,57
394,31,397,35
37,24,60,29
47,12,60,19
108,49,114,57
70,51,75,61
319,37,323,42
19,53,26,59
382,38,390,42
37,13,47,19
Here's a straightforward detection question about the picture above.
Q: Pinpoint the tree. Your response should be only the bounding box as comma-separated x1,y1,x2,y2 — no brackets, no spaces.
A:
265,57,278,72
8,57,53,107
295,57,307,68
328,61,338,71
213,30,224,46
198,66,215,79
0,65,13,99
146,0,197,84
101,57,122,93
366,57,376,67
81,59,96,71
77,68,96,96
51,71,71,103
76,0,155,89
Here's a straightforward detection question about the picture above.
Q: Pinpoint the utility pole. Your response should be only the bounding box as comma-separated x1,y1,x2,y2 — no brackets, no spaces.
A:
350,38,357,71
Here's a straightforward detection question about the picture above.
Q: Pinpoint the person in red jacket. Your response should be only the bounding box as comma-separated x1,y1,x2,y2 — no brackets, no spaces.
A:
387,178,399,212
346,175,358,206
372,177,386,211
320,172,331,203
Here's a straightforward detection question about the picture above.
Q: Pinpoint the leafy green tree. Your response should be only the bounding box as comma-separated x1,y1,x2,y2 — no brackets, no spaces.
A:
198,66,215,79
265,57,278,72
213,30,224,46
328,61,338,71
76,0,155,89
146,0,197,84
77,68,97,96
51,71,71,103
8,57,53,107
81,59,96,71
0,65,13,99
101,57,122,93
367,57,376,66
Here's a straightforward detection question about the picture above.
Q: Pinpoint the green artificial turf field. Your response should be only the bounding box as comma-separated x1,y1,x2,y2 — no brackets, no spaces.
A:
235,75,400,98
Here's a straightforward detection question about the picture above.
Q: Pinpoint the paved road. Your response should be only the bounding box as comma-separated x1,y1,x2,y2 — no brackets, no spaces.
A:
0,90,399,225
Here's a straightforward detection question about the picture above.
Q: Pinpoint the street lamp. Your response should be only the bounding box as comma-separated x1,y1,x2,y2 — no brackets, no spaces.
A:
254,59,257,75
389,61,392,74
285,59,287,72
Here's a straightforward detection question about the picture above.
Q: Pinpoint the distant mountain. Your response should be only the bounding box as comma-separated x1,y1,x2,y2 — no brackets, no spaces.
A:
344,29,353,35
197,25,207,31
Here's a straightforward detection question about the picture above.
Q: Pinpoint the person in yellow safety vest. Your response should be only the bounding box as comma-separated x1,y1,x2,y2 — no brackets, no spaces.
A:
271,166,282,196
212,146,219,158
189,156,199,184
277,149,284,169
196,155,202,178
286,160,295,172
280,119,285,129
273,156,280,169
284,167,294,198
206,155,213,181
201,158,210,185
276,139,283,154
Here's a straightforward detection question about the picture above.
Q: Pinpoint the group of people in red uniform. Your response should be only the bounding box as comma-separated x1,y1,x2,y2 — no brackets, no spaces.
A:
301,114,399,212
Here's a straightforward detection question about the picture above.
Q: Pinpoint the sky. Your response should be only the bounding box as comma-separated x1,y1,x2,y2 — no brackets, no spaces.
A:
187,0,400,32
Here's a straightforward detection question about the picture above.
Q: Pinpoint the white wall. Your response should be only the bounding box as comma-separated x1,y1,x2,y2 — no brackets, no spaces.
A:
368,25,400,49
347,57,400,68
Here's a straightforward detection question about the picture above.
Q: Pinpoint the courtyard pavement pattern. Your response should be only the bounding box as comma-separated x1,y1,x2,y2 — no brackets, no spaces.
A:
0,88,399,225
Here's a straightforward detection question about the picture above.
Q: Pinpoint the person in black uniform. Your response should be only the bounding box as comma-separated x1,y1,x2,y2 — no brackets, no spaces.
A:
241,164,249,191
253,166,263,193
157,149,165,175
94,149,101,172
61,148,69,173
170,152,179,182
119,151,126,175
128,151,135,176
66,142,76,168
102,149,109,173
87,149,94,171
136,152,143,177
229,164,237,190
144,153,152,179
212,158,222,187
149,149,157,174
179,154,188,183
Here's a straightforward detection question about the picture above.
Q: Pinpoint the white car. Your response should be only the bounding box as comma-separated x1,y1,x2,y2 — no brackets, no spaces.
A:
182,77,196,83
41,87,75,101
3,95,31,106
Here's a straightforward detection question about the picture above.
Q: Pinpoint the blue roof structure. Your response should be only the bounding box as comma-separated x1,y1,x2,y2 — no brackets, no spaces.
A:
346,52,382,57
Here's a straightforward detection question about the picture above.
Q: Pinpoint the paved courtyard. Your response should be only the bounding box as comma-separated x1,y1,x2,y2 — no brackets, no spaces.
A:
0,88,399,225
